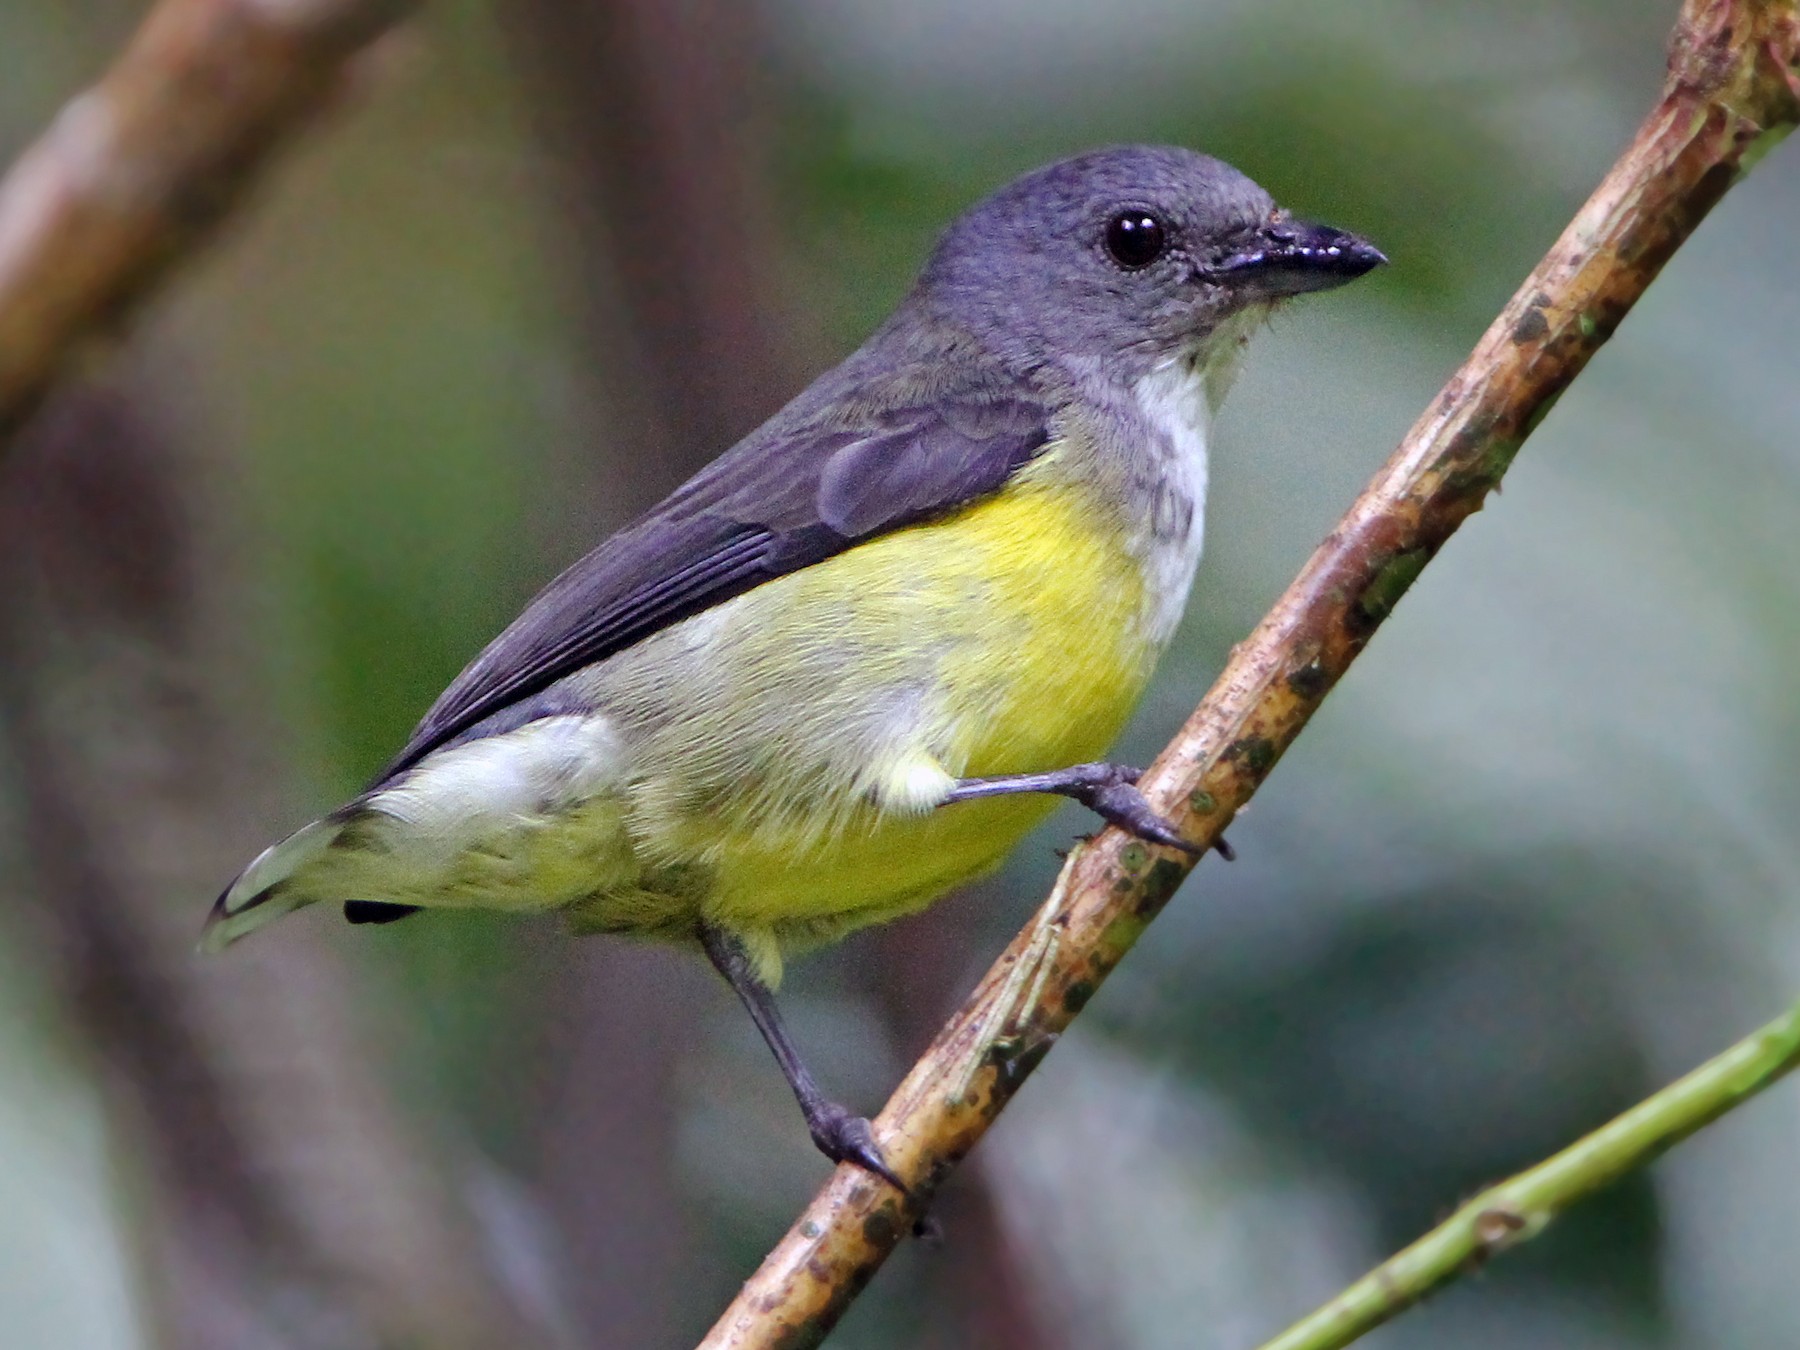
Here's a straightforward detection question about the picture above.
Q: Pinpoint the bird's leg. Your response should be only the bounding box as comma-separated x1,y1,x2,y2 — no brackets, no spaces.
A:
698,923,905,1191
944,761,1234,859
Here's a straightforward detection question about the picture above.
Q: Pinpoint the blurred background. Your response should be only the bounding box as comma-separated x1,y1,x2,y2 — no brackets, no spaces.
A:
1,1,1797,1346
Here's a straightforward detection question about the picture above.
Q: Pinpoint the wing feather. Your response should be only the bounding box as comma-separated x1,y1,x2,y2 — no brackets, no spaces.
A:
375,358,1051,782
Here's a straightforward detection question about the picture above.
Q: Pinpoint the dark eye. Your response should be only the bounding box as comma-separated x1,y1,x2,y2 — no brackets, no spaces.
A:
1104,211,1167,269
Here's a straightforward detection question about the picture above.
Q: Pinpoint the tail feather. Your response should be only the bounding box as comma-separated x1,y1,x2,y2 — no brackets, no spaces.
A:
200,816,346,953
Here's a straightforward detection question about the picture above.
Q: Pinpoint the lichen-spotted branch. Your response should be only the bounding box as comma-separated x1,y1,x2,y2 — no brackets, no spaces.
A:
699,2,1800,1346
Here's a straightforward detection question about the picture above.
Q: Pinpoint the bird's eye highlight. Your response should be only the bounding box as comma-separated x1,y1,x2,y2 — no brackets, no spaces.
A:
1104,211,1167,269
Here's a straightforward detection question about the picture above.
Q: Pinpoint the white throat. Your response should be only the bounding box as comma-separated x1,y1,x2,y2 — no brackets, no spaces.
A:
1128,359,1212,645
1123,309,1267,648
1126,309,1260,647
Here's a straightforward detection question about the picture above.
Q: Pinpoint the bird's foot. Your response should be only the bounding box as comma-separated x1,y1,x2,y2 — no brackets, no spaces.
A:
805,1100,906,1192
1054,763,1203,856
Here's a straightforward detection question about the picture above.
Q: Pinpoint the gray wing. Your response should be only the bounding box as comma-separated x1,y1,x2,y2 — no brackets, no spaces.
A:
374,372,1051,783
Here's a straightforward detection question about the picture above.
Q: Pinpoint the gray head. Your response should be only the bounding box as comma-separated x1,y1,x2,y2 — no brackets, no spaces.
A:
914,145,1383,383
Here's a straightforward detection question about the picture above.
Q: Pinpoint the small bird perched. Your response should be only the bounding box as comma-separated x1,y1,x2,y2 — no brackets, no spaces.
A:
206,145,1382,1186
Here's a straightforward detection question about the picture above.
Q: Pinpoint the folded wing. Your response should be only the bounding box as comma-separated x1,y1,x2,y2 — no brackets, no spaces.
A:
377,365,1052,783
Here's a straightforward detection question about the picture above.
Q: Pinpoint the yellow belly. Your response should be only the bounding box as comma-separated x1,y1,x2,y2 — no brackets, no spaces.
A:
597,467,1167,973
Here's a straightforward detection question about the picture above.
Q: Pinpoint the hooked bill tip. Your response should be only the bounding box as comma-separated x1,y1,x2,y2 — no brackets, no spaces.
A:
1210,220,1386,296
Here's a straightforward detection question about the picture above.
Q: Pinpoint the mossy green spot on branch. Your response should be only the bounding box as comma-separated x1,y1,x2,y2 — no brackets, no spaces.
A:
1442,431,1521,500
1520,389,1565,438
1471,436,1523,488
1226,735,1278,775
1740,121,1793,176
1137,858,1190,914
1102,910,1148,953
1355,547,1430,624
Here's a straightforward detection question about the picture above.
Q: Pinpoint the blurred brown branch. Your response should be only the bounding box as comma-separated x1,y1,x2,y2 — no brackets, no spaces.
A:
0,379,552,1348
700,1,1800,1346
504,0,809,478
0,0,414,444
0,2,568,1337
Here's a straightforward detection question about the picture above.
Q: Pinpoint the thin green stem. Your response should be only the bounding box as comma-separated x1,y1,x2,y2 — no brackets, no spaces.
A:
1258,996,1800,1350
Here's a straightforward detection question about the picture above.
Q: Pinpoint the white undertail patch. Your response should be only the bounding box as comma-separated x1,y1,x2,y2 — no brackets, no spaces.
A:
371,714,626,847
205,713,633,947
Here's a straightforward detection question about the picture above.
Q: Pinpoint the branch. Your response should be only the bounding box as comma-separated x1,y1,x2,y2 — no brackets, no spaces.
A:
1255,991,1800,1350
699,2,1800,1345
0,0,415,443
0,379,551,1347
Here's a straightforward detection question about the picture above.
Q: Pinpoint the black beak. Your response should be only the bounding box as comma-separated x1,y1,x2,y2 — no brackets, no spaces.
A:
1206,218,1386,298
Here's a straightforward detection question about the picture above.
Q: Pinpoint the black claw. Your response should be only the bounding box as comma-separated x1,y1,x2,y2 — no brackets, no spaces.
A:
945,761,1213,858
1071,776,1202,856
809,1103,906,1192
1213,834,1237,862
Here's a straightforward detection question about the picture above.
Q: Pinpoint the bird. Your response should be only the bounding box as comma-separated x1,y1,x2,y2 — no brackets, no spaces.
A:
204,145,1383,1187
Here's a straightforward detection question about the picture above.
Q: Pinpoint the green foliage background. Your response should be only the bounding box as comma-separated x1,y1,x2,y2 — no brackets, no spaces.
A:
1,2,1796,1346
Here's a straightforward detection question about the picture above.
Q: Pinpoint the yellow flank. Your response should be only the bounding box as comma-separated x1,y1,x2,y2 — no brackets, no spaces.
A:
585,459,1168,973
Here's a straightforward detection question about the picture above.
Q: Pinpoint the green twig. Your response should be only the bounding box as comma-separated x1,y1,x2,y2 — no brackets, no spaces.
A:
1258,995,1800,1350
